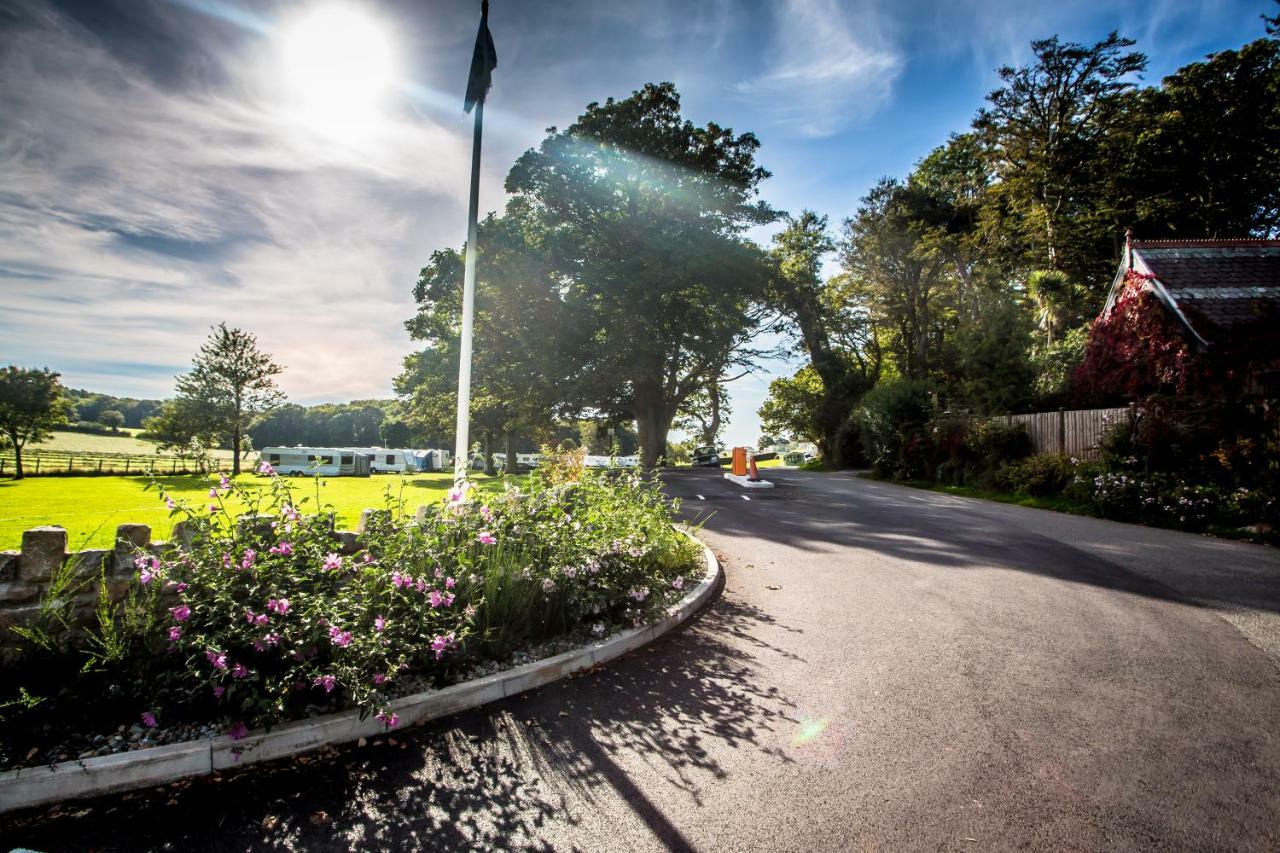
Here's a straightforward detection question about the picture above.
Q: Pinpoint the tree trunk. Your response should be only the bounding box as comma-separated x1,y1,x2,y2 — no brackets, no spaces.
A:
12,438,23,480
635,404,672,469
504,432,516,475
231,395,242,476
482,432,496,476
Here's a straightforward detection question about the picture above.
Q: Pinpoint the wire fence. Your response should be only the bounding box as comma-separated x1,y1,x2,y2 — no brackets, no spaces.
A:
0,448,216,477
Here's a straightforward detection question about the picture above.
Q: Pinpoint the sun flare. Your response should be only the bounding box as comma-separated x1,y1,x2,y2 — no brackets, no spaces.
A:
279,5,396,143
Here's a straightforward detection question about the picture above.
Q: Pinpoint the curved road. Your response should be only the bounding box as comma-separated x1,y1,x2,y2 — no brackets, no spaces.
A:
6,469,1280,850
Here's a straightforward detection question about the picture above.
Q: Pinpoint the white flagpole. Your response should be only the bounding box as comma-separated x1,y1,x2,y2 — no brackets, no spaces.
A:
454,98,484,486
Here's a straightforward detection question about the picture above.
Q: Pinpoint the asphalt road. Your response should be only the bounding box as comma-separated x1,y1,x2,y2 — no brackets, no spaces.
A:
6,469,1280,851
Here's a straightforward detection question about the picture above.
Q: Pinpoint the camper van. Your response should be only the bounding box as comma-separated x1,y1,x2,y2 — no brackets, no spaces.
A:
259,447,371,477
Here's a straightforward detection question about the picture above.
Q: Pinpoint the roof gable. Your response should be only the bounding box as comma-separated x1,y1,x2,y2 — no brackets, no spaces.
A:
1105,239,1280,347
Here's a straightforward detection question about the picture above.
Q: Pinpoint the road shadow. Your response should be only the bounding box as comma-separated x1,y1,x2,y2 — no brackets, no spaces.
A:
664,467,1280,617
2,594,798,851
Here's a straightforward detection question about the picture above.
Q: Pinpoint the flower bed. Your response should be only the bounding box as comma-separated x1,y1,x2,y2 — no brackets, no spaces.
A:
0,452,701,771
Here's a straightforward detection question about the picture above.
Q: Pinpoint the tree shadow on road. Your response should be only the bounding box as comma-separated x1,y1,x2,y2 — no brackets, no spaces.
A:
3,596,798,852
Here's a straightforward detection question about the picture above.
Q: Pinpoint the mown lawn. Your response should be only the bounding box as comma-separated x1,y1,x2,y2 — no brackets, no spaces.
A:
0,472,514,550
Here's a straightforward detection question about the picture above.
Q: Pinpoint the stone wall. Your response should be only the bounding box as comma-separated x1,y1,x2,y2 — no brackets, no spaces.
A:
0,513,382,649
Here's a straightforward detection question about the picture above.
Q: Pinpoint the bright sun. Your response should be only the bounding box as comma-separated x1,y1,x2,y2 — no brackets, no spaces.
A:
279,5,396,143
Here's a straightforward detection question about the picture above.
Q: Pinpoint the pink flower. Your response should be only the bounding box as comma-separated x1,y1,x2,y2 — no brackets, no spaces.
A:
262,632,281,647
428,590,443,608
322,552,342,571
266,597,289,615
141,711,158,728
672,576,684,591
228,721,249,740
206,649,228,670
255,613,269,626
476,531,497,545
219,474,231,490
443,592,455,607
282,504,300,523
430,633,454,659
213,685,226,699
362,551,376,564
627,587,649,602
542,578,556,594
245,611,257,624
269,542,293,557
170,604,191,622
328,627,353,648
168,626,182,642
208,488,218,498
372,673,387,685
314,674,336,693
241,549,257,569
391,572,409,589
374,615,386,632
464,603,477,618
444,576,456,589
257,461,275,476
447,484,467,503
415,577,427,593
231,663,249,679
375,711,400,728
479,505,493,522
139,567,156,585
165,497,176,510
208,504,218,514
222,552,231,569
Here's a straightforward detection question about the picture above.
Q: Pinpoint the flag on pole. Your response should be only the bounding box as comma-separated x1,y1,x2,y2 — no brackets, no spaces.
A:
464,0,497,114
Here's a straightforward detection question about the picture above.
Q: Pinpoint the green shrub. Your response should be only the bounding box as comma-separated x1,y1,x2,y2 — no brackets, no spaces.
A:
2,462,699,752
997,455,1076,497
858,379,934,479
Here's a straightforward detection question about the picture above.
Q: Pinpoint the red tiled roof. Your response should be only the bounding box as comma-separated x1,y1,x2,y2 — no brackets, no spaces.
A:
1132,242,1280,344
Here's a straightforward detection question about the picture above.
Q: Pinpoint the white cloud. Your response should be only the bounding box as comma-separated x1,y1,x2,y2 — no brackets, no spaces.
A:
735,0,903,138
0,1,474,403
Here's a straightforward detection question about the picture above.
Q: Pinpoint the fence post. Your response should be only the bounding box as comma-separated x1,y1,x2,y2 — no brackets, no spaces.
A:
35,457,40,474
124,458,130,475
97,459,103,474
1,458,5,476
171,458,178,474
1057,408,1067,456
68,456,74,472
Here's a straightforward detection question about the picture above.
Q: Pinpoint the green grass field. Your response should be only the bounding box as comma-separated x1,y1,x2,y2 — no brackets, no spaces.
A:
0,472,513,550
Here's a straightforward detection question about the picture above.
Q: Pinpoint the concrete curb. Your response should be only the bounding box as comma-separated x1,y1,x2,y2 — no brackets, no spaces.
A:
0,528,721,814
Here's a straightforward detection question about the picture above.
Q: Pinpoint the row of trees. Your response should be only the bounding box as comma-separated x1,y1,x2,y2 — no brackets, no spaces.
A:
760,18,1280,460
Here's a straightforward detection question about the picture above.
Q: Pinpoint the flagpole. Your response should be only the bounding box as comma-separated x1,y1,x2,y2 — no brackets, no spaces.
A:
454,97,483,486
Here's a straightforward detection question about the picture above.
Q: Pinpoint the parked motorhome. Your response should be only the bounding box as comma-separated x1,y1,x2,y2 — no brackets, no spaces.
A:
492,452,542,471
259,447,371,477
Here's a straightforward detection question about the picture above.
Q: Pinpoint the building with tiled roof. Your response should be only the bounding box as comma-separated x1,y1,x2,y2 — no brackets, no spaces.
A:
1081,234,1280,401
1103,235,1280,350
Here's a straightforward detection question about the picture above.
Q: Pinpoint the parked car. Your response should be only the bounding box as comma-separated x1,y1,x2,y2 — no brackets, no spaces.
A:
691,445,722,467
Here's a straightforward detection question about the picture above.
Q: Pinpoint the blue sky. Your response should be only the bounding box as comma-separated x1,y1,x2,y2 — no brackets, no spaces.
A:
0,0,1272,447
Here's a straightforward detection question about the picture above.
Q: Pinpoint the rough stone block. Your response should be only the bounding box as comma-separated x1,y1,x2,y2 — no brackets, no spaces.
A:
69,549,112,582
170,520,199,549
333,530,359,555
18,526,67,583
235,514,276,542
0,581,39,604
0,551,17,583
113,525,151,573
0,603,43,632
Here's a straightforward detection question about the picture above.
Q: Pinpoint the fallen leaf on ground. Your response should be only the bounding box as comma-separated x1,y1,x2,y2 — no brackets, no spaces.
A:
766,585,782,590
309,810,331,827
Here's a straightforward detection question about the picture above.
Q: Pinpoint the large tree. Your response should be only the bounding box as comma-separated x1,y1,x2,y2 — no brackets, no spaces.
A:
399,206,568,473
0,365,72,479
974,33,1146,291
174,324,284,475
505,83,777,467
769,211,882,459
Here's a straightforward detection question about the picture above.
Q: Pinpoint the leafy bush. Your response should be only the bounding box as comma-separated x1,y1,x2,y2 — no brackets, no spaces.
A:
858,379,934,479
2,462,699,757
832,411,867,468
997,455,1076,497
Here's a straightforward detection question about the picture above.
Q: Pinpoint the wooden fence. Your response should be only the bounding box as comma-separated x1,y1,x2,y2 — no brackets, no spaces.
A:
0,449,213,477
997,406,1132,460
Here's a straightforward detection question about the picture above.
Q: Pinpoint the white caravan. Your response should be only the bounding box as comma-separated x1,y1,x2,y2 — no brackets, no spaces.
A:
410,449,451,473
348,448,416,474
259,447,371,477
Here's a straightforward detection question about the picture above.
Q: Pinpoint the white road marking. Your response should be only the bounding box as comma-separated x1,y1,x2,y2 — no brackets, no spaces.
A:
741,495,751,501
696,494,705,500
